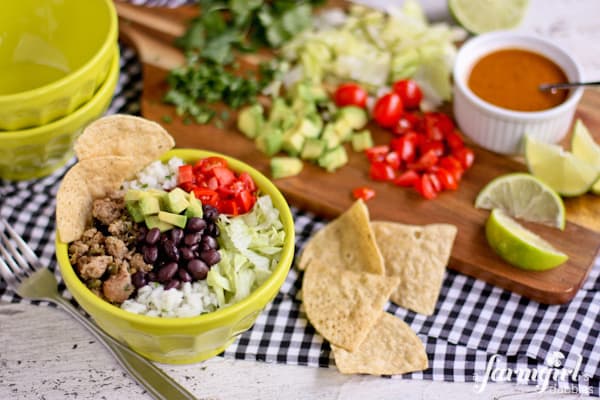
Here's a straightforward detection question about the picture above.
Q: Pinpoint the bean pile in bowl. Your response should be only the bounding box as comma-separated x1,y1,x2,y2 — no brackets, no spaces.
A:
55,115,295,364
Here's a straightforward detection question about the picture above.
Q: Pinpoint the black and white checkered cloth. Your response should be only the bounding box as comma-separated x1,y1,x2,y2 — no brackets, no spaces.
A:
1,14,599,398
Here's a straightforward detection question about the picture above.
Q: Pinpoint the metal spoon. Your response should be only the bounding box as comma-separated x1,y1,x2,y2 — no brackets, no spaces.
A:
539,81,600,93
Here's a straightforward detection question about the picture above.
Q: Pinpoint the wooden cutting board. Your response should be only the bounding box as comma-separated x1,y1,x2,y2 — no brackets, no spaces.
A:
115,2,600,304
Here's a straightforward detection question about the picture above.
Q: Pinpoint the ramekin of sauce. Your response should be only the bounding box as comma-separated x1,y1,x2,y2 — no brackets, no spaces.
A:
453,32,584,155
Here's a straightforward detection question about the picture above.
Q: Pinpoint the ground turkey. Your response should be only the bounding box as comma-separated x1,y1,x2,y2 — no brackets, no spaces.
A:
77,255,113,280
105,236,128,260
92,198,124,226
102,260,134,303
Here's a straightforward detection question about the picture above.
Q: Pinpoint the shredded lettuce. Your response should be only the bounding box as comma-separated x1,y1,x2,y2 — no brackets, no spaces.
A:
207,195,285,307
279,0,466,104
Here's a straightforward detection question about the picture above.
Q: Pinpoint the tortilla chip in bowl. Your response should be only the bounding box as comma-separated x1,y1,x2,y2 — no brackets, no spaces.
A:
55,144,295,364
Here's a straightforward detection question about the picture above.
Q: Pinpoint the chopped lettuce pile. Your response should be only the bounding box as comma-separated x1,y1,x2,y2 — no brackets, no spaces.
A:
277,0,466,106
208,195,286,306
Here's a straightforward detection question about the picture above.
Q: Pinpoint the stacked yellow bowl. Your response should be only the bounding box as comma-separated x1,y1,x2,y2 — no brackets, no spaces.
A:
0,0,119,180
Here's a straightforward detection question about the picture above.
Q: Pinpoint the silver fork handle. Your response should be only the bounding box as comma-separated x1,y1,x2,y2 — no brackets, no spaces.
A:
51,295,197,400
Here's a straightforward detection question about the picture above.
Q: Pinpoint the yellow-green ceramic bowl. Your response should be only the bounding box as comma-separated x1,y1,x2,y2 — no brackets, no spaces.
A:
0,0,117,130
0,45,120,181
56,149,295,364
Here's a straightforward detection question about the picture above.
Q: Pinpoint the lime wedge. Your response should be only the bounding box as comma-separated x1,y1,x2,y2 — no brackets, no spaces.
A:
485,208,568,271
475,173,565,230
525,135,600,197
571,119,600,194
448,0,529,34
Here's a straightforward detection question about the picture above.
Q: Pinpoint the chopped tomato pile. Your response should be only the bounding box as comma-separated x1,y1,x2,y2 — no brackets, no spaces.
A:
356,79,475,200
177,156,258,215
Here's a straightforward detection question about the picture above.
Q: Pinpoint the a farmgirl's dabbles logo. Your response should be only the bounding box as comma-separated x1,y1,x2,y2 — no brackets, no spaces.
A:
473,351,592,395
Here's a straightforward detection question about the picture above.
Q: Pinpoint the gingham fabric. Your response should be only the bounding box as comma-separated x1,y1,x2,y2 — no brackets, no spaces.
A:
1,11,599,397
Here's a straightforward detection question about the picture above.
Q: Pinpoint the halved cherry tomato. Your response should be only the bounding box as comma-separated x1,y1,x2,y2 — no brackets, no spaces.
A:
393,170,420,187
365,145,390,163
407,149,439,171
427,172,443,193
419,140,445,158
454,147,475,170
369,162,396,181
352,186,376,202
385,151,401,170
373,93,404,128
438,156,464,182
392,79,423,109
445,131,465,151
334,83,368,108
390,132,418,162
415,174,438,199
436,168,458,191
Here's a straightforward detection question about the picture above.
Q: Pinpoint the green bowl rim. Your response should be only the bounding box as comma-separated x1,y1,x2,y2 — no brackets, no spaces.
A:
0,45,120,140
56,148,296,328
0,0,118,103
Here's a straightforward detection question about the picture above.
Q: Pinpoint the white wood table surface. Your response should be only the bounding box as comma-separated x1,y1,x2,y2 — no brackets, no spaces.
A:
1,1,599,399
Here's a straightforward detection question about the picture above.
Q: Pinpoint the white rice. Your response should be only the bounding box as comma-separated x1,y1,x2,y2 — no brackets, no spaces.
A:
121,157,184,191
121,281,219,318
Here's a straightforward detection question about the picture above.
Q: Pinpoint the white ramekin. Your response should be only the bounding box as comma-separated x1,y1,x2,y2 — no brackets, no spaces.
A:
452,31,584,155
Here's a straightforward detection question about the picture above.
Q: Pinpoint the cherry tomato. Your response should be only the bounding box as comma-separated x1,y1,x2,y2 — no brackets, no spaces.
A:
438,156,464,182
392,79,423,109
365,145,390,163
334,83,368,108
445,130,465,151
454,147,475,170
407,149,439,171
352,186,376,202
390,132,418,162
436,168,458,191
385,151,402,170
369,161,396,181
373,93,404,128
393,170,420,187
427,172,443,193
419,140,445,158
392,112,420,135
415,174,438,199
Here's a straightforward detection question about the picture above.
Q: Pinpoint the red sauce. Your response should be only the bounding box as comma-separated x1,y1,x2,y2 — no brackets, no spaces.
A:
468,49,568,112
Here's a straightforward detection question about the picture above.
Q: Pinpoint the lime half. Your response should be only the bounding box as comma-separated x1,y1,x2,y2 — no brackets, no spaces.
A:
475,173,565,230
571,119,600,194
448,0,529,34
525,135,600,197
485,209,568,271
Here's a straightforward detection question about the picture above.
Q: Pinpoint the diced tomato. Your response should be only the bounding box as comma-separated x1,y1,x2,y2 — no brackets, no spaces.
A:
415,174,438,199
220,199,240,216
385,151,402,170
179,181,196,193
407,149,439,171
207,176,219,191
369,161,396,181
454,147,475,170
235,190,255,213
365,145,390,163
436,168,458,190
195,156,228,175
212,166,236,187
192,187,219,207
438,156,464,182
445,130,465,151
178,165,194,185
390,132,418,162
393,170,420,187
419,140,445,158
238,172,257,192
352,186,376,202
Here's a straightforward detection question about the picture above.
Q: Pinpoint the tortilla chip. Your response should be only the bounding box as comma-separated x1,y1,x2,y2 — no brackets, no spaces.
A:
302,259,400,351
332,312,428,375
371,221,457,316
297,200,384,275
56,156,136,243
74,114,175,171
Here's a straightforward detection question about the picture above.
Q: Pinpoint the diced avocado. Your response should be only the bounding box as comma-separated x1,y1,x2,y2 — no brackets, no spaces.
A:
124,189,145,202
351,130,374,152
291,97,317,116
158,211,187,229
321,123,341,149
256,128,284,156
301,138,326,160
318,146,348,172
271,157,303,179
290,81,328,103
337,106,368,130
237,104,264,139
139,195,161,216
333,119,354,142
305,113,324,136
166,187,189,214
144,215,174,232
144,189,168,209
282,131,306,156
126,201,145,223
294,118,320,139
268,98,290,125
185,193,203,218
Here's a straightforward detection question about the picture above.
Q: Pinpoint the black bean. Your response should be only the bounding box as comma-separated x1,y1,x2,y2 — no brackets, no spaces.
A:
137,226,148,242
143,245,158,264
184,232,202,247
145,228,161,245
180,247,195,261
186,217,206,233
200,249,221,266
203,205,219,222
132,271,147,289
169,228,184,245
178,268,192,282
147,271,157,282
164,279,181,291
187,259,209,280
201,235,218,250
162,240,180,262
157,262,178,282
205,223,220,237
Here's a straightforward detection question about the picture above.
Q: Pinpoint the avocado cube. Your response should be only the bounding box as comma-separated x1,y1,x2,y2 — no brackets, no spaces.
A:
301,138,326,160
124,189,145,202
185,193,204,218
333,119,353,142
295,118,321,139
270,157,303,179
145,215,174,232
318,146,348,172
282,131,306,156
268,98,290,125
256,128,284,156
351,130,374,152
237,103,264,139
166,187,190,214
337,106,368,130
126,201,145,223
158,211,187,229
321,123,340,150
139,195,160,216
